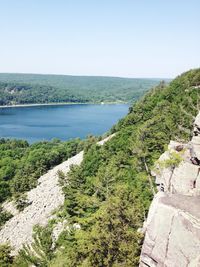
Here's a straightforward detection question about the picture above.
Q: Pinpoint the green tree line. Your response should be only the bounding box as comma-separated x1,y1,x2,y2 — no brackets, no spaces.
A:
0,74,160,105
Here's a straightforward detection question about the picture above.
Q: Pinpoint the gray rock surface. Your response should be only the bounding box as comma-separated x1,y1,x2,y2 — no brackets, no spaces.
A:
140,193,200,267
140,112,200,267
2,201,19,216
153,142,200,196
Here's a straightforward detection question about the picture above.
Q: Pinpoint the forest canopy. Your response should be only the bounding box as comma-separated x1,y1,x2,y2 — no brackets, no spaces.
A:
0,73,161,105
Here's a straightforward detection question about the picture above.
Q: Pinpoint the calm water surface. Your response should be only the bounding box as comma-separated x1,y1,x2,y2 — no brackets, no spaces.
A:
0,104,129,143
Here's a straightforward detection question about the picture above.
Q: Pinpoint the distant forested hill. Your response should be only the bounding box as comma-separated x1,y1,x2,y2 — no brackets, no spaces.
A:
0,73,162,105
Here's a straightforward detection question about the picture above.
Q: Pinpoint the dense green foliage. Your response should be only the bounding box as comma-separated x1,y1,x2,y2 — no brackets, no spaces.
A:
0,138,83,202
0,73,161,105
0,208,12,228
17,225,55,267
0,244,13,267
1,69,200,266
0,138,84,227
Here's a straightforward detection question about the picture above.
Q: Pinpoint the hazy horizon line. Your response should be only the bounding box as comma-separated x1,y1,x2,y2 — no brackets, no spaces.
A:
0,71,172,80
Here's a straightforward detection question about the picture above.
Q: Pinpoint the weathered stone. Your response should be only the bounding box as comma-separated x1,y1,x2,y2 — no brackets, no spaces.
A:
52,220,68,244
191,136,200,159
140,194,200,267
2,201,19,216
171,162,200,195
153,135,200,196
140,112,200,267
194,112,200,128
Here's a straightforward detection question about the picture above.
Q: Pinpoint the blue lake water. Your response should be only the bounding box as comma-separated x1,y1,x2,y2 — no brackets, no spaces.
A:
0,104,129,143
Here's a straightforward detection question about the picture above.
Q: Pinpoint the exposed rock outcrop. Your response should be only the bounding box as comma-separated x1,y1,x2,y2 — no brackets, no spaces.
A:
140,112,200,267
0,134,114,254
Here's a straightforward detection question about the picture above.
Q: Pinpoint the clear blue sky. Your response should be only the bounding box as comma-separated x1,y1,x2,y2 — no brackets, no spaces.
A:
0,0,199,78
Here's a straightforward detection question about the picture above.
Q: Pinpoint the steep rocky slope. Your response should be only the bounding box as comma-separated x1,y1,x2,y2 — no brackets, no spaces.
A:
140,112,200,267
0,135,114,254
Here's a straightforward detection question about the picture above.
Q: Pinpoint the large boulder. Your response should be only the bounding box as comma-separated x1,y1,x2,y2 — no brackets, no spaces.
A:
140,193,200,267
171,161,200,195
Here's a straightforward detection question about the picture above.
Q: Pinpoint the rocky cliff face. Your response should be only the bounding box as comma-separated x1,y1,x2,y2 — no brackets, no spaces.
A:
140,112,200,267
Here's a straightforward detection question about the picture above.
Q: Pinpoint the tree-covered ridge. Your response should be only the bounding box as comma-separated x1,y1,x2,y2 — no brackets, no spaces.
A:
1,68,200,266
0,73,161,105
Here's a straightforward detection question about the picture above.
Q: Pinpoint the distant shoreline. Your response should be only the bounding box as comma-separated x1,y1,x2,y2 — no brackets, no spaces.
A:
0,101,128,108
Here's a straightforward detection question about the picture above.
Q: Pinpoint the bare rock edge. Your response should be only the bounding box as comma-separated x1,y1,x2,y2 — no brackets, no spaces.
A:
140,112,200,267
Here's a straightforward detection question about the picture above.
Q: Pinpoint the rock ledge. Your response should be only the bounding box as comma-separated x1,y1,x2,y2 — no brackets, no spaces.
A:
140,112,200,267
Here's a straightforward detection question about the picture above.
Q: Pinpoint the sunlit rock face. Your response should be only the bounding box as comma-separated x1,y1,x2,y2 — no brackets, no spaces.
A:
140,193,200,267
140,112,200,267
